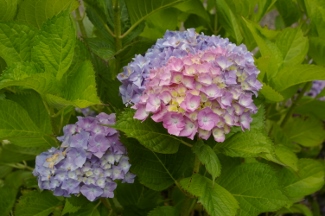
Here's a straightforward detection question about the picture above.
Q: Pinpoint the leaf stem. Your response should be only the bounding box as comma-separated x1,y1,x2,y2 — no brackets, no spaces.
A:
193,155,200,174
280,82,311,127
100,198,112,210
75,2,88,39
4,162,34,171
112,0,122,51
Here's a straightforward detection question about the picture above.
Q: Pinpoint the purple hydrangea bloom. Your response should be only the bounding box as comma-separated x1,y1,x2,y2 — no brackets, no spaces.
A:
33,113,135,201
305,80,325,100
118,29,262,142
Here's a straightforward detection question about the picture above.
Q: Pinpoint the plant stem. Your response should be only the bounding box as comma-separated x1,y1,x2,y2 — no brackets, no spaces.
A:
193,155,200,174
280,82,311,127
4,162,34,171
112,0,122,75
100,198,111,210
75,3,88,39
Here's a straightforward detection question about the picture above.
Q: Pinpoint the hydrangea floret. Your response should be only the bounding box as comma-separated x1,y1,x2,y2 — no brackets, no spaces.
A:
305,80,325,100
33,112,135,201
118,29,262,142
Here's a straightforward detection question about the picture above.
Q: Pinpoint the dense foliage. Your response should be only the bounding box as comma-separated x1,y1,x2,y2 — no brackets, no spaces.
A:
0,0,324,215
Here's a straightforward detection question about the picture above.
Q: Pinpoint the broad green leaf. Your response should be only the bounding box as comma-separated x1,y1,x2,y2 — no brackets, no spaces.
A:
283,116,325,147
5,170,33,189
0,22,36,65
222,0,258,19
295,98,325,120
61,199,81,215
309,37,325,66
243,19,282,79
69,203,101,216
279,159,325,200
259,82,284,102
215,129,274,158
7,91,52,134
0,0,18,21
0,57,6,73
174,0,210,22
218,163,290,216
0,165,12,178
125,0,187,26
148,206,178,216
250,105,265,130
0,100,53,147
180,174,239,216
273,64,325,91
275,28,308,67
16,0,78,28
0,144,47,163
0,61,43,82
263,144,298,171
253,0,277,22
276,204,313,216
275,0,301,26
115,180,161,213
0,187,16,215
32,11,76,80
60,60,101,108
15,191,62,216
304,0,325,37
192,140,221,181
215,0,243,43
85,38,115,61
115,109,190,154
125,140,194,191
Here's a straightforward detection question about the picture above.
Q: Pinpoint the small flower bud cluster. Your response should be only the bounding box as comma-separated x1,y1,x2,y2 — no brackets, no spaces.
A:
75,107,96,117
33,113,135,201
118,29,262,142
305,80,325,100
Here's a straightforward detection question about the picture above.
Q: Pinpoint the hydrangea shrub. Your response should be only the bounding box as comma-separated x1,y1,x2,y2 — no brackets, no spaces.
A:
0,0,324,216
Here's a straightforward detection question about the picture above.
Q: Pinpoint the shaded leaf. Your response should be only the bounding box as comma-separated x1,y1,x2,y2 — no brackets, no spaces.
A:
180,174,239,216
0,0,18,21
148,206,178,216
192,140,221,181
218,162,290,216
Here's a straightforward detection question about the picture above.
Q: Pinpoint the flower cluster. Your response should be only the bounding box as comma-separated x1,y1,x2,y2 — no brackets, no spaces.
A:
118,29,262,142
305,80,325,100
75,107,96,117
33,113,135,201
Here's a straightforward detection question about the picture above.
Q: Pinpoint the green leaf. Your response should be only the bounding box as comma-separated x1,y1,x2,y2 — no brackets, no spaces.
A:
85,38,115,61
218,162,290,216
0,0,18,21
262,144,298,171
5,170,33,189
69,203,100,216
60,60,101,108
279,159,325,200
7,91,52,134
61,199,81,215
32,11,76,80
115,109,189,154
0,144,47,163
275,27,308,67
0,165,12,178
215,0,243,43
125,140,194,191
275,0,301,27
148,206,178,216
304,0,325,37
192,140,221,181
0,100,54,147
295,98,325,120
243,19,282,79
0,22,36,65
15,191,62,216
273,64,325,91
0,187,16,215
309,37,325,66
115,180,161,213
250,105,265,130
276,203,313,216
174,0,210,22
215,129,274,158
259,82,284,102
16,0,78,29
283,116,325,147
180,174,239,216
125,0,187,29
